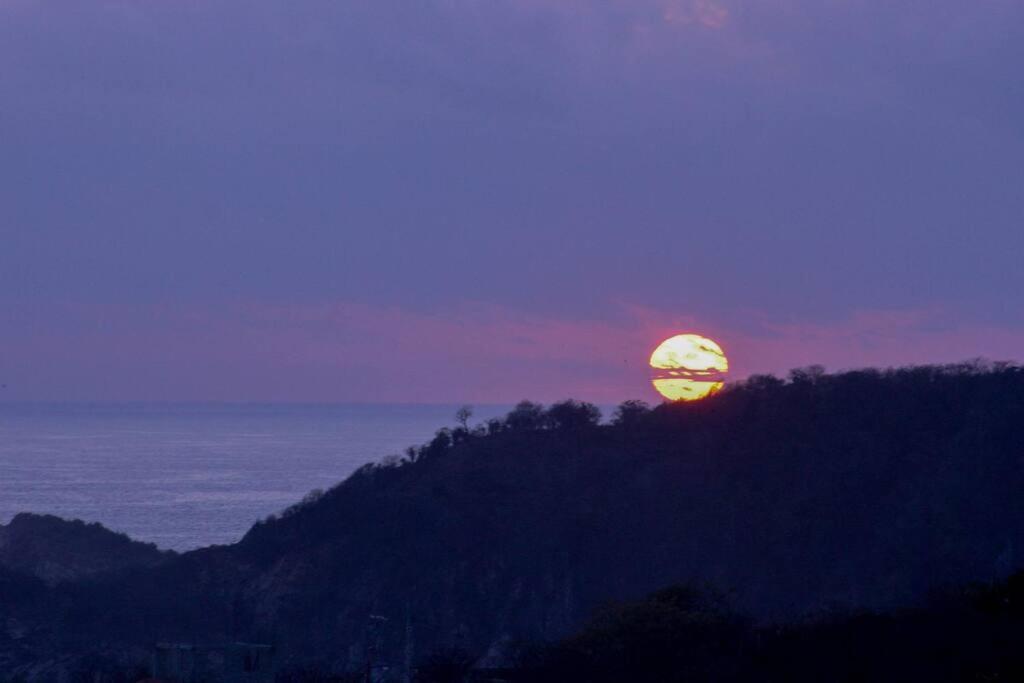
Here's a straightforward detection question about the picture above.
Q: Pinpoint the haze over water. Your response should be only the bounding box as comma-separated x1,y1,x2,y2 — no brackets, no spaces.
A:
0,402,508,551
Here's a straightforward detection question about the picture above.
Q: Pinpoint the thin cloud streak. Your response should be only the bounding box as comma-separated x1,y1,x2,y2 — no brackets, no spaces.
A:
2,301,1020,404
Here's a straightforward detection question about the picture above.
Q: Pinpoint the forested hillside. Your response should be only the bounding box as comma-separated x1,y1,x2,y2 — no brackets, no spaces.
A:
2,363,1023,679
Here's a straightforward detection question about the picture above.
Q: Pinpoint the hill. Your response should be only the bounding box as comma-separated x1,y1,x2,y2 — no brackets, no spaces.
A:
0,514,172,585
1,362,1023,678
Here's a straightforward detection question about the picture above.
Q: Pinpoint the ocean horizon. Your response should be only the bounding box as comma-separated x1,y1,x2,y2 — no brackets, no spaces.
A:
0,401,515,551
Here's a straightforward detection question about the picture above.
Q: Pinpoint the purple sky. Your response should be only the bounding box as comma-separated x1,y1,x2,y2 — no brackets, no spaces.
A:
2,0,1023,404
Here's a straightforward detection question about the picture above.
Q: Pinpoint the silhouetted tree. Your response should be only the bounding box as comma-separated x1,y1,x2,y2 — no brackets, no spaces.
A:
739,374,783,392
455,406,473,431
788,365,826,385
545,400,601,430
484,417,504,436
611,399,650,427
505,401,545,431
421,428,453,459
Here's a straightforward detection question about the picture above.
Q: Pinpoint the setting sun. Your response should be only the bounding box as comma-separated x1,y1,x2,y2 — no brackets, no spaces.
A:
649,334,729,401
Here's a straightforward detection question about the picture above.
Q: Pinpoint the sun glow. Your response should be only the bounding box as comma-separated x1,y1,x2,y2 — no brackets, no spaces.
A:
649,334,729,401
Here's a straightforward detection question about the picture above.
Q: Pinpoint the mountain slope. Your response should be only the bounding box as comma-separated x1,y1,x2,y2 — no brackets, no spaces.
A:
2,363,1023,676
0,513,172,584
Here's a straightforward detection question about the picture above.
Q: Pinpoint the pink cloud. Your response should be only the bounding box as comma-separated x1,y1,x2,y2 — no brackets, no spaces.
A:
2,301,1021,404
662,0,729,29
730,309,1024,378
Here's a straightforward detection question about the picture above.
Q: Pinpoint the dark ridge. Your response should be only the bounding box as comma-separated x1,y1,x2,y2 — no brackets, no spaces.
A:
0,513,174,585
2,361,1023,678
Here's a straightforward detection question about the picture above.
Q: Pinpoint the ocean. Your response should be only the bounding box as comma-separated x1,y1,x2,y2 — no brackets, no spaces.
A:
0,402,509,551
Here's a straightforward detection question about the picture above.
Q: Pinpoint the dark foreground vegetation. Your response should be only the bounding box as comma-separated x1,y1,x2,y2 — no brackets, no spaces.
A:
1,362,1023,681
517,571,1024,682
14,572,1024,682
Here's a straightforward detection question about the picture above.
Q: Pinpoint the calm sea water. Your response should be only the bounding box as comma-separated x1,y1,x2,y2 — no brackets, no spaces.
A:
0,402,508,551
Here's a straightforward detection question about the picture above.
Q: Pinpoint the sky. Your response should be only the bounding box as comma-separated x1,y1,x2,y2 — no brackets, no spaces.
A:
2,0,1023,404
